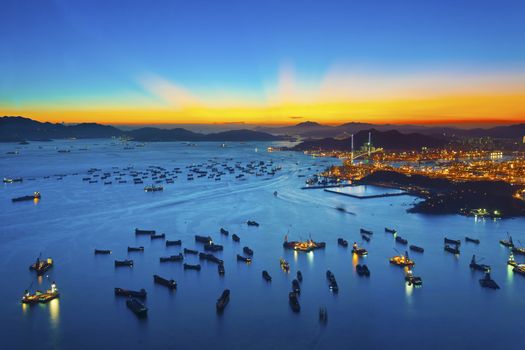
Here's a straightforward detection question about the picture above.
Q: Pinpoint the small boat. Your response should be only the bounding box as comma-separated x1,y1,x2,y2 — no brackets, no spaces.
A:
153,274,177,289
115,287,147,299
500,236,514,248
444,244,460,255
465,237,480,244
513,264,525,276
395,236,408,245
127,246,144,252
385,227,397,234
218,263,225,276
135,228,155,235
361,234,370,242
144,185,163,192
337,238,348,247
297,270,303,282
12,192,41,202
126,298,148,318
183,263,201,271
236,254,252,263
247,220,259,227
360,228,373,235
94,249,111,255
232,234,240,242
159,254,184,263
469,255,490,272
204,243,223,252
326,270,339,293
220,228,229,236
280,258,290,272
405,269,422,286
115,259,133,267
243,246,253,256
289,291,300,313
356,264,370,277
150,233,165,240
444,237,461,246
352,242,368,256
4,177,23,183
479,272,500,289
195,235,212,244
389,251,415,267
183,248,198,255
29,257,53,276
292,279,301,294
319,307,328,323
22,282,59,304
216,289,230,313
512,246,525,255
262,270,272,282
409,245,424,253
166,240,182,246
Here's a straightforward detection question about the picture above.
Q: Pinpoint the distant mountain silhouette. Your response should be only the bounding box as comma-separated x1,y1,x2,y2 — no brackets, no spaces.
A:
293,129,447,150
0,116,285,142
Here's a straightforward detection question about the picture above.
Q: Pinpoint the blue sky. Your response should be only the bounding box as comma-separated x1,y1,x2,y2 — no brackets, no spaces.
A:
1,0,524,124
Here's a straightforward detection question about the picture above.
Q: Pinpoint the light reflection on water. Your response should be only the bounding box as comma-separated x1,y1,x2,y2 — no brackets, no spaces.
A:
506,265,514,285
48,298,60,329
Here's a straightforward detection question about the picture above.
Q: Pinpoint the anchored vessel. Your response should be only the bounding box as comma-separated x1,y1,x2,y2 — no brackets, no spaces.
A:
12,192,41,202
153,275,177,289
22,282,59,304
216,289,230,313
390,251,415,267
29,257,53,276
126,298,148,318
115,287,147,299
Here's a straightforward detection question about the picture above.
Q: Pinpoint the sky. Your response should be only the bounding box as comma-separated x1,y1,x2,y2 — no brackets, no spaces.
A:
1,0,524,126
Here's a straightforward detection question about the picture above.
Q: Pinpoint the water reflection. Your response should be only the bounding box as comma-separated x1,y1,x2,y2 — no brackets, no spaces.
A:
351,253,358,269
48,298,60,329
306,251,314,266
506,265,514,285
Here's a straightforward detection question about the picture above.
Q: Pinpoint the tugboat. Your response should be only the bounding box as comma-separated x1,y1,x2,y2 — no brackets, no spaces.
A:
337,238,348,247
247,220,259,227
405,269,422,286
12,192,41,202
232,234,240,242
262,270,272,282
29,256,53,276
389,251,415,267
159,254,184,263
115,287,147,299
385,227,397,234
444,237,461,245
500,235,514,248
360,228,373,235
166,240,182,246
135,228,155,235
444,244,460,255
289,291,300,313
22,281,59,304
127,246,144,252
280,258,290,272
183,263,201,271
115,259,133,267
395,236,408,245
326,270,339,293
469,255,490,272
183,248,198,255
153,275,177,289
243,246,254,256
126,298,148,318
297,270,303,282
216,289,230,313
220,228,229,236
409,245,424,253
479,272,500,289
352,242,368,256
218,263,225,276
292,279,301,294
465,237,480,244
94,249,111,255
236,254,252,263
356,264,370,277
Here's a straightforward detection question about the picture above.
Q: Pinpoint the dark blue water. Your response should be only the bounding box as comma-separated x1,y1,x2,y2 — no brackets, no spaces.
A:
1,140,524,350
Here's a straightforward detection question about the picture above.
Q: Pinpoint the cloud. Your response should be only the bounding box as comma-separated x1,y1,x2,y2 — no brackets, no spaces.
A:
139,74,201,110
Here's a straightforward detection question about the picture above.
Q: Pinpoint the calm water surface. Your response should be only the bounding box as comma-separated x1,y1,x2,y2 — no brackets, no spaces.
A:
1,140,524,350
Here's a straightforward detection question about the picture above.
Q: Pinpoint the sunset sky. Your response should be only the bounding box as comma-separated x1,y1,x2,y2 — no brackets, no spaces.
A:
1,0,524,125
